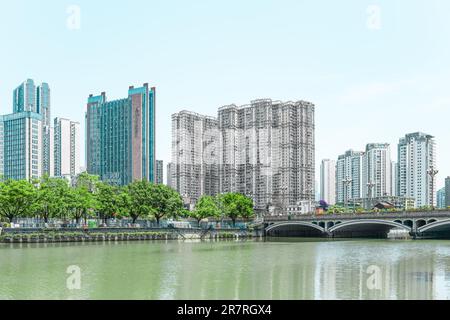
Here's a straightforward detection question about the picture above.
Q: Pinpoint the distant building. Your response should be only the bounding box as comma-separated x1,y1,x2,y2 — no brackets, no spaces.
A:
1,112,43,180
320,159,336,205
171,110,219,207
1,79,53,180
362,143,391,198
391,161,398,196
156,160,164,184
437,188,446,209
336,150,364,204
166,162,174,188
54,118,81,177
397,132,436,207
445,177,450,208
85,84,156,185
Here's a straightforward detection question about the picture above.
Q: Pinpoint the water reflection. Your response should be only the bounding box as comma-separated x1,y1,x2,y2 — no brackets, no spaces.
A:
1,239,450,300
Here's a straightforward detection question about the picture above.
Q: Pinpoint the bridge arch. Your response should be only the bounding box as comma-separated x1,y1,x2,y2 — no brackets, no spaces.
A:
265,221,326,237
328,219,411,238
416,219,427,229
418,219,450,234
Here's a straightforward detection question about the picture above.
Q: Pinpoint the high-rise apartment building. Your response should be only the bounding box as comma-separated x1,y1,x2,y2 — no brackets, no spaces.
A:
156,160,164,184
1,112,43,180
12,80,53,177
171,111,219,207
397,132,436,208
54,118,81,177
85,84,156,185
336,150,364,204
1,79,54,180
218,99,315,214
320,159,336,205
362,143,391,199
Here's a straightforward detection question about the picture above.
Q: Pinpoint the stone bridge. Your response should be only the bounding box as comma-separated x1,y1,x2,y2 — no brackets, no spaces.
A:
260,211,450,239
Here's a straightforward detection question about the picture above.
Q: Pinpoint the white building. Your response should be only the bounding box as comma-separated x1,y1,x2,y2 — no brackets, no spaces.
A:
171,111,219,207
391,161,398,196
362,143,391,199
218,99,315,214
336,150,364,204
54,118,81,177
320,159,336,205
397,132,436,208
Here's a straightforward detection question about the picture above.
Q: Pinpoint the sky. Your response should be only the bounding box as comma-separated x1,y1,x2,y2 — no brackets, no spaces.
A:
1,0,450,187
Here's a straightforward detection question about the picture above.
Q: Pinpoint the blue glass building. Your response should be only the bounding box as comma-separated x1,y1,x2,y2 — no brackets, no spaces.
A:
85,84,156,185
1,79,49,180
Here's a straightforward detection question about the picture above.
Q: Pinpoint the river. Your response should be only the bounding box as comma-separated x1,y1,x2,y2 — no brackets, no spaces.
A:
1,238,450,300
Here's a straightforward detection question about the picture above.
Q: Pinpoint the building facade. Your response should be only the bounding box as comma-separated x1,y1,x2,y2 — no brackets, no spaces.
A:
445,177,450,208
1,112,43,180
336,150,364,205
54,118,81,177
362,143,391,199
320,159,336,205
85,84,156,185
218,99,315,214
391,161,398,197
437,187,446,209
156,160,164,184
171,111,219,208
397,132,436,208
9,79,52,179
166,162,174,188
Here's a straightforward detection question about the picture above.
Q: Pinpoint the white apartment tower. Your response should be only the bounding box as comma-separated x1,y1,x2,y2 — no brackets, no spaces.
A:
54,118,81,177
171,111,219,207
336,150,364,204
362,143,392,199
218,99,315,214
320,159,336,205
397,132,436,208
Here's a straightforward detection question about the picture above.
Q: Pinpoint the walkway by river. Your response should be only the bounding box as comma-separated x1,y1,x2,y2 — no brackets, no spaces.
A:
1,239,450,300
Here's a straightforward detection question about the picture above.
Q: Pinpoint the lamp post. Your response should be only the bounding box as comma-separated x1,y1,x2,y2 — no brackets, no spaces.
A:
427,166,439,210
367,181,375,210
343,177,352,212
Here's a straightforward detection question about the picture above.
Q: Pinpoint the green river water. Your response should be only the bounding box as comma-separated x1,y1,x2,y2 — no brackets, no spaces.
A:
1,238,450,300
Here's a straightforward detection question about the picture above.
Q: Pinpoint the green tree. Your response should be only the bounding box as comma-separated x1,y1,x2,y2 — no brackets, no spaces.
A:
0,179,37,222
148,184,183,225
67,185,96,224
123,180,154,223
217,193,254,226
36,176,70,222
190,195,221,225
95,182,122,224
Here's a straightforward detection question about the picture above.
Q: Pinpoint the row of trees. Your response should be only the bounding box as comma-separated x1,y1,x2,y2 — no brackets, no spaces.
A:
0,173,255,226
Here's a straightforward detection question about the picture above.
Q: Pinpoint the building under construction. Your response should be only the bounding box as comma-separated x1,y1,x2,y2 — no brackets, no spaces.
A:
171,99,315,215
171,111,219,209
218,99,315,215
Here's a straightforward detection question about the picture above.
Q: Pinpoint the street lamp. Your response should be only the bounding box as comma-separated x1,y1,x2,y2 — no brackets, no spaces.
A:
343,177,352,212
427,166,439,210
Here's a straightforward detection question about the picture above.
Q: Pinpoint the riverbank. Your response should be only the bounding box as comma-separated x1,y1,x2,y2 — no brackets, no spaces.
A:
0,229,255,243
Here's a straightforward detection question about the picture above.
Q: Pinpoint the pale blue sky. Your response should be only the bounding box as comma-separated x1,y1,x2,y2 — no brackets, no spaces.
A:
1,0,450,187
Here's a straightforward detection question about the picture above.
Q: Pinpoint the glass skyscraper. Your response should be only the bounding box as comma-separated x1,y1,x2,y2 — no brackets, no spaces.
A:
1,79,50,180
85,84,156,186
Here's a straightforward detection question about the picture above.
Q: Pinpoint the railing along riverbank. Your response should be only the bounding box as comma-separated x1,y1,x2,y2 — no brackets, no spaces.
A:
0,226,257,243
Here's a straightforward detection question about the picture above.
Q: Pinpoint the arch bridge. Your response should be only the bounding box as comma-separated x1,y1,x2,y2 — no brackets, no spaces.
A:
262,211,450,239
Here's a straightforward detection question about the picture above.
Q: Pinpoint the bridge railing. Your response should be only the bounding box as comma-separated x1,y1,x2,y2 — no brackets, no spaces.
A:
263,210,450,222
